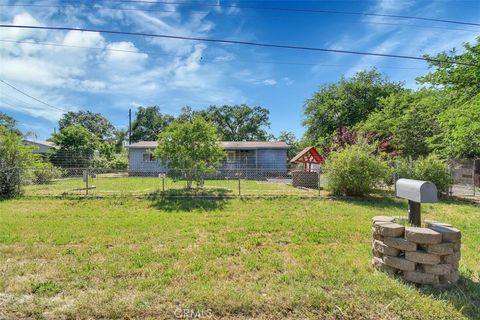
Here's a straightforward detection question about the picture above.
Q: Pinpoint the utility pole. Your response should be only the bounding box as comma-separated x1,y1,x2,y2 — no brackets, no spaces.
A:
128,108,132,145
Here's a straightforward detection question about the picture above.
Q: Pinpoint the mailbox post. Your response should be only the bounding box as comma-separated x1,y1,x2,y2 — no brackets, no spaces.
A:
395,179,438,227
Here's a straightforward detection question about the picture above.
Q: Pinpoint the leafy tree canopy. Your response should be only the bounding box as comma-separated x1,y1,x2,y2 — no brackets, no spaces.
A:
0,112,21,135
0,127,41,198
428,94,480,158
303,69,404,145
59,111,115,141
276,131,300,159
49,125,99,167
359,89,448,159
417,36,480,99
204,104,271,141
155,117,224,188
131,106,175,142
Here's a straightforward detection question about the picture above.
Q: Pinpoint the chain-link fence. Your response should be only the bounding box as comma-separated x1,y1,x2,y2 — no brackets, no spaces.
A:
4,166,327,197
3,159,478,200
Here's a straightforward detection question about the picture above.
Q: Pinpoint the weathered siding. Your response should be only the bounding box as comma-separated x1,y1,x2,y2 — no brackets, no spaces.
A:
128,148,167,175
128,147,287,174
257,149,287,171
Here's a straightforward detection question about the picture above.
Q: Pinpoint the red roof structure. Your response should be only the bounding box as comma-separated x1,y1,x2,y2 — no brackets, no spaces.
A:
290,146,324,171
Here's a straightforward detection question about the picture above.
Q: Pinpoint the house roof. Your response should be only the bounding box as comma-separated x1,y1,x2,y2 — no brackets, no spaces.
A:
290,146,324,164
126,141,289,150
22,139,57,149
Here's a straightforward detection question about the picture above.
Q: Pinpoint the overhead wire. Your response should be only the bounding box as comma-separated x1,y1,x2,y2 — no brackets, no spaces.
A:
0,39,429,70
0,79,68,112
0,25,476,67
2,3,479,33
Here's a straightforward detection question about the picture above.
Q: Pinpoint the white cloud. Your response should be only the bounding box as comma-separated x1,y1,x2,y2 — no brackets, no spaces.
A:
1,12,46,40
263,79,277,86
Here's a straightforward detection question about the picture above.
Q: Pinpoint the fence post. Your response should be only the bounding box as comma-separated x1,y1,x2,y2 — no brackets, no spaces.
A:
85,168,89,196
17,167,21,195
318,168,321,196
238,173,241,196
473,159,476,197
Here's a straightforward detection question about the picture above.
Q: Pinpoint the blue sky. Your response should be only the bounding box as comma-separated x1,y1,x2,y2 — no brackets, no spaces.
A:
1,0,479,140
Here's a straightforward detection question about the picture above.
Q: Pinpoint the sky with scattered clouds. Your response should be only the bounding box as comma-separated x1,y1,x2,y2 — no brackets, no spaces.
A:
1,0,479,140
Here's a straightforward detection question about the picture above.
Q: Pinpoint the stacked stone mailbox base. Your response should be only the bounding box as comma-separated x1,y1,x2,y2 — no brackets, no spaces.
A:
371,216,461,286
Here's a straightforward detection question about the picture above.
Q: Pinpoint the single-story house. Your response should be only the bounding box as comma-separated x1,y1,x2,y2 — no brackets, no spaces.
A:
126,141,289,176
21,139,57,154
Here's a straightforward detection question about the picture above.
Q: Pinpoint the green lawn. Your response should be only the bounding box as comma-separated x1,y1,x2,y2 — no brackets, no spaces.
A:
24,176,317,197
0,196,479,319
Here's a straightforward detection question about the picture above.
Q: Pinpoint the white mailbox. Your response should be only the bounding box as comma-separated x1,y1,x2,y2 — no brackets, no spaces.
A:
396,179,438,227
396,179,438,203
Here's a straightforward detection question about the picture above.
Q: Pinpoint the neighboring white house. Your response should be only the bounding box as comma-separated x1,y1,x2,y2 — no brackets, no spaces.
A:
21,139,57,154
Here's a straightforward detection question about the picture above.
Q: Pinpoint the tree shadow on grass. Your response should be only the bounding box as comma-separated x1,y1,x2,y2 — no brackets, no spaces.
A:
417,275,480,319
147,187,232,212
330,194,406,210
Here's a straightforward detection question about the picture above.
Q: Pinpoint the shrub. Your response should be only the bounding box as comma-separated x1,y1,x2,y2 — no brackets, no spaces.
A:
0,127,39,198
324,144,390,196
395,155,451,194
31,161,62,184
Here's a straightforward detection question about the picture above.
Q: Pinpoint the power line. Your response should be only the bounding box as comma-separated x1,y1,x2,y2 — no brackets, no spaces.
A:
0,39,429,70
98,0,480,27
2,3,479,33
1,25,477,67
0,79,68,112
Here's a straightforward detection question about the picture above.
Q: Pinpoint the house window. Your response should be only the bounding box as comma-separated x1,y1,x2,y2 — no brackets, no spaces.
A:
226,151,236,163
142,149,156,162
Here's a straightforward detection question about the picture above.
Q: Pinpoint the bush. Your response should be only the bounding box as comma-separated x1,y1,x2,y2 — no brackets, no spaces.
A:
395,155,451,194
324,144,390,196
31,162,62,184
0,127,39,198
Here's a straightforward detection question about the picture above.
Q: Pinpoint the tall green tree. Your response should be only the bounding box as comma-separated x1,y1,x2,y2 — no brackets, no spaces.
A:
417,36,480,100
428,94,480,158
0,127,39,198
131,106,174,142
303,69,404,145
59,111,115,141
204,105,270,141
0,112,21,135
49,125,99,167
155,117,224,188
276,131,300,159
359,89,447,158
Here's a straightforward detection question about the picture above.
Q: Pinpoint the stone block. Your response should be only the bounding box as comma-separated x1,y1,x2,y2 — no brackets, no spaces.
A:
372,216,395,225
372,257,398,275
384,256,415,271
430,225,461,242
373,232,384,241
440,270,460,284
426,242,454,255
405,251,441,265
423,264,452,275
453,241,461,252
405,227,442,244
424,220,452,228
374,223,405,237
403,271,439,285
384,237,417,251
372,248,383,258
443,251,461,265
373,240,400,256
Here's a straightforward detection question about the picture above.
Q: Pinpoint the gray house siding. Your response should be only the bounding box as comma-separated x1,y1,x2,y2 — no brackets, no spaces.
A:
257,149,287,171
128,147,287,176
128,148,167,176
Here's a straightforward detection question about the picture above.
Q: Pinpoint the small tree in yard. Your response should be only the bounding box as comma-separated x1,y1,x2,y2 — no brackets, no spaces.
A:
155,117,224,189
324,143,390,196
0,128,37,198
